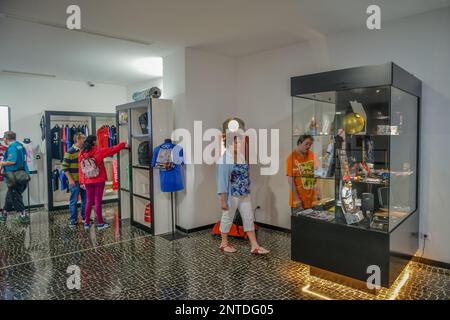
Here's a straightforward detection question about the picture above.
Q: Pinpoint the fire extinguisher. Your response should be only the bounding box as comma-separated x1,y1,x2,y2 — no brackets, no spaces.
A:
144,203,151,223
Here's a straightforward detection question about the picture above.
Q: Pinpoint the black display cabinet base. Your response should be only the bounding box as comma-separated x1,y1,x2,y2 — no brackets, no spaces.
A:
292,210,419,288
310,266,379,295
160,231,188,241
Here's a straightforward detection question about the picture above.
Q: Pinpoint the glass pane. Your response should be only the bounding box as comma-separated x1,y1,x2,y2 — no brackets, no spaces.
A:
334,87,390,233
389,87,418,231
291,94,336,223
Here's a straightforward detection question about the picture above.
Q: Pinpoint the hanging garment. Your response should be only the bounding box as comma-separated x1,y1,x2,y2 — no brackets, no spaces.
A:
51,125,63,160
23,141,41,172
110,126,117,146
67,125,76,149
108,126,113,147
62,126,67,155
0,144,7,182
52,169,60,191
97,126,110,149
59,170,69,192
151,142,185,192
112,158,118,190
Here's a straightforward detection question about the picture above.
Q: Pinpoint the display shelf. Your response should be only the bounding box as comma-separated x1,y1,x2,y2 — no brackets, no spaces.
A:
117,98,174,236
117,99,152,233
293,133,334,137
132,165,150,170
103,194,119,201
314,176,335,180
293,213,388,234
351,179,389,186
132,134,150,139
133,193,151,201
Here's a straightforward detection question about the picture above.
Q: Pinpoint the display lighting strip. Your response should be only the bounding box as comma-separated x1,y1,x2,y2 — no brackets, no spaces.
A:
387,269,410,300
301,267,411,300
301,284,333,300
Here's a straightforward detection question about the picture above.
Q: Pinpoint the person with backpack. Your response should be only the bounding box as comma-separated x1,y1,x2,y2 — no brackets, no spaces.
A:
79,135,126,230
0,131,31,224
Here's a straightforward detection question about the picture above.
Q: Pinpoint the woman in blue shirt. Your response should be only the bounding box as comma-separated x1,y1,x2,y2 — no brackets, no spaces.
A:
216,135,269,254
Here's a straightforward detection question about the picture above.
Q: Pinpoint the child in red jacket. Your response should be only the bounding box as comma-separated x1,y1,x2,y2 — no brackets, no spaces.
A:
79,135,126,230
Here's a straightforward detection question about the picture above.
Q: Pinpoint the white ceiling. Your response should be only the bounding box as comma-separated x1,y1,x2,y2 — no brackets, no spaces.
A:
1,0,449,85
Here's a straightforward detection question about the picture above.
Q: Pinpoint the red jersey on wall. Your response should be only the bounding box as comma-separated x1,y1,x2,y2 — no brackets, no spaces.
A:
0,144,7,182
97,127,110,149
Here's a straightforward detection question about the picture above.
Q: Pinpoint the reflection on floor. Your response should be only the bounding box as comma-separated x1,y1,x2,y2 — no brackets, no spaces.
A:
0,206,449,300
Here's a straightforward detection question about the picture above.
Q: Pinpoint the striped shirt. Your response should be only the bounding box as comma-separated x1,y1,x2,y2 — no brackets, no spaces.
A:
61,145,80,181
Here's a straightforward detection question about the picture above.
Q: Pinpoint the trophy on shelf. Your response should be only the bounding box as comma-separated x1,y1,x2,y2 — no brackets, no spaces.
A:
339,179,364,225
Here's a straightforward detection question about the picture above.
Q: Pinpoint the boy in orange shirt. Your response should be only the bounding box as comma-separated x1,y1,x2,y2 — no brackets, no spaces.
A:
286,135,320,209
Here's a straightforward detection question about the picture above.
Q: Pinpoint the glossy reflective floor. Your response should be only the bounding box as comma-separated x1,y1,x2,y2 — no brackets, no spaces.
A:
0,206,449,300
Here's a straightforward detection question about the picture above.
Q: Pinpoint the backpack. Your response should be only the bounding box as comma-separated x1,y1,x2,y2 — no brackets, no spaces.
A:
81,157,100,178
138,113,149,134
138,142,151,166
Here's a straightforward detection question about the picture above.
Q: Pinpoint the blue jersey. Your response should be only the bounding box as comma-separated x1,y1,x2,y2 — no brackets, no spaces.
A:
152,142,184,192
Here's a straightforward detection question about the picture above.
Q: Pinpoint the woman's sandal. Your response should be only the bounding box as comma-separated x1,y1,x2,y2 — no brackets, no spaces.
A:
220,244,237,253
251,247,270,255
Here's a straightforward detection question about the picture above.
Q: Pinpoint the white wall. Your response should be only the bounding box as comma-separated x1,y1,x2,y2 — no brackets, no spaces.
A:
126,78,163,101
235,9,450,263
0,75,127,204
163,47,237,230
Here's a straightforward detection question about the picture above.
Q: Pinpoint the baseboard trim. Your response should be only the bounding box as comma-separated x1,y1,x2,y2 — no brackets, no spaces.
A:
412,256,450,270
28,204,45,209
49,199,118,212
255,222,291,234
176,222,291,235
176,223,216,234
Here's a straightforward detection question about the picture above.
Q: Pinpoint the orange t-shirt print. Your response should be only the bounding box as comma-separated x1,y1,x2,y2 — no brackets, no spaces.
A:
286,150,318,209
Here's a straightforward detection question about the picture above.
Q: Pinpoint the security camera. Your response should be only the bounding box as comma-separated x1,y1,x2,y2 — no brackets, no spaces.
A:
87,81,95,87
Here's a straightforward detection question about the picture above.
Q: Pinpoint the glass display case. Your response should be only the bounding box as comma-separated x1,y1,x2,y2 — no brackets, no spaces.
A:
290,63,421,289
292,86,418,232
